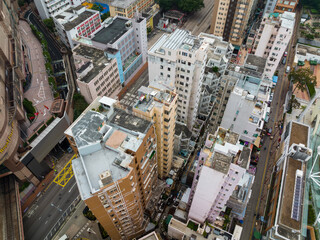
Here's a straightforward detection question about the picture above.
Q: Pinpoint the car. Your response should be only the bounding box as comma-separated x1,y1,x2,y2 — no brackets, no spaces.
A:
282,57,287,65
284,51,288,57
286,66,291,73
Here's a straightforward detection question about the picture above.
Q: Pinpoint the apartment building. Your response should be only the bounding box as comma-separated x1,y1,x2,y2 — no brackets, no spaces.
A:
274,0,299,13
35,0,86,19
263,0,278,15
210,0,256,47
187,127,250,224
265,121,312,239
209,75,238,134
148,29,207,130
105,0,155,19
226,172,254,219
196,33,234,136
53,6,101,48
0,0,39,185
221,55,272,144
73,44,121,103
65,97,158,239
132,85,177,179
252,12,295,79
76,14,147,84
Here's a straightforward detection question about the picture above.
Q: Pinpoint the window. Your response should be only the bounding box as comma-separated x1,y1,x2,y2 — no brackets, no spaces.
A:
168,67,171,71
182,52,188,56
160,65,163,69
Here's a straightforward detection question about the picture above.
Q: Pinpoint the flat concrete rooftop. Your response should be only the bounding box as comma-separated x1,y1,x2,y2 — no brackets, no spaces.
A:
92,18,128,45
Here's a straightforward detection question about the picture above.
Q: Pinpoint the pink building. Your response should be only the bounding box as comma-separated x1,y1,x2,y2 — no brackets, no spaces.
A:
73,44,121,103
188,127,251,224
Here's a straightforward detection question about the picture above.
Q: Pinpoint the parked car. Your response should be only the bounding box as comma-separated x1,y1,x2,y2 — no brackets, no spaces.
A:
284,51,288,57
282,57,287,65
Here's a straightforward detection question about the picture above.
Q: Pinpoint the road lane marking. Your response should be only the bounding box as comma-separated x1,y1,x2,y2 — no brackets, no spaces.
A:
53,154,76,187
69,182,77,193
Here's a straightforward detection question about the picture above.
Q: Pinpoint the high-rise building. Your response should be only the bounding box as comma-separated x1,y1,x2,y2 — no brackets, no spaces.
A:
132,85,177,179
265,121,312,239
220,54,272,144
187,127,250,223
53,6,102,49
148,29,207,130
76,14,147,85
252,12,295,79
72,43,122,103
65,96,158,239
35,0,86,19
274,0,299,14
0,0,39,185
263,0,278,15
210,0,256,47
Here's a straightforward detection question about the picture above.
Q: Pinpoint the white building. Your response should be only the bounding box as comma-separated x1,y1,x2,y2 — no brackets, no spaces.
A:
34,0,85,19
263,0,278,15
221,55,272,144
148,29,211,131
295,43,320,64
188,127,250,224
253,12,295,79
53,6,101,48
72,44,122,103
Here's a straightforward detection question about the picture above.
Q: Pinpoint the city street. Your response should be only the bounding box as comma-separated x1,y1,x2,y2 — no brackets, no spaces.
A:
23,172,79,240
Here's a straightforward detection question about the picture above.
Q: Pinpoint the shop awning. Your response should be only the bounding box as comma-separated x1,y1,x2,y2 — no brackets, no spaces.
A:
254,136,261,148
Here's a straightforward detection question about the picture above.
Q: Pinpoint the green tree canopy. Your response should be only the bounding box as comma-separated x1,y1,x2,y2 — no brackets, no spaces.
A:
158,0,175,11
289,68,317,93
177,0,204,13
101,12,110,22
43,18,55,32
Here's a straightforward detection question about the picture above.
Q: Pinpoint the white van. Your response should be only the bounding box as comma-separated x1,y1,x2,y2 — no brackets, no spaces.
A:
286,66,291,73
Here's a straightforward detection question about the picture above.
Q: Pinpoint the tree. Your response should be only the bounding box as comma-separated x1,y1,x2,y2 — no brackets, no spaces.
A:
289,68,317,93
18,0,25,7
43,18,55,32
101,12,110,22
177,0,204,13
306,33,315,40
91,3,103,12
158,0,175,11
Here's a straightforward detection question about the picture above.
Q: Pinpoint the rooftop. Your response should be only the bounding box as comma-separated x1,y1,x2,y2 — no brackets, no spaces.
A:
277,122,309,237
134,86,176,112
296,43,320,57
73,44,111,83
211,152,233,174
175,122,192,139
108,0,139,9
138,231,162,240
71,108,152,200
92,17,129,45
245,54,267,73
149,29,201,54
55,7,97,31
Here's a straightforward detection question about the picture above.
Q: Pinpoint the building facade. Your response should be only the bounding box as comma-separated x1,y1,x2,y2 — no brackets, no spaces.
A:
148,29,207,130
187,127,250,224
76,14,147,85
73,44,121,103
34,0,86,19
221,55,272,144
65,97,158,239
263,0,278,15
252,12,295,79
132,85,177,179
210,0,256,47
105,0,155,19
53,6,101,49
0,0,39,185
274,0,299,13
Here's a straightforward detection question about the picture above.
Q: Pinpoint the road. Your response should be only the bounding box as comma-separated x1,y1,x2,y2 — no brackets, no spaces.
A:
23,177,79,240
240,7,301,240
183,0,214,35
25,10,62,61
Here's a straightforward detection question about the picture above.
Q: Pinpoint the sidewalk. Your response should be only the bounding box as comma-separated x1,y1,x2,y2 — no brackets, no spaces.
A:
22,170,55,212
54,201,102,240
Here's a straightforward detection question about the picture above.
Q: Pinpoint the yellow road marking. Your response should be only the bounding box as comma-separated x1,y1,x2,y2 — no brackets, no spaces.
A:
53,154,77,187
